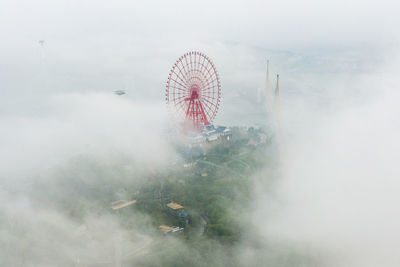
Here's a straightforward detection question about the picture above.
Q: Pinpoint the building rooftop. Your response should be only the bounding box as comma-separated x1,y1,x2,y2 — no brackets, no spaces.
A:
159,225,184,234
215,126,226,133
159,225,174,233
167,202,184,210
111,200,137,210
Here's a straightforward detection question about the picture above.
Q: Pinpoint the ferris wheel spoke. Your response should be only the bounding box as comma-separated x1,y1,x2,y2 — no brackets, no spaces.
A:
200,83,217,93
189,53,194,77
200,88,216,96
196,54,202,75
184,54,191,77
178,59,191,83
172,91,189,96
197,61,211,82
201,97,218,110
200,62,213,80
170,73,187,88
199,57,209,76
175,100,187,111
172,92,189,98
195,56,217,87
193,53,199,73
201,101,216,118
193,53,197,74
203,71,214,86
200,94,218,101
175,96,190,105
171,65,188,84
177,58,191,81
172,67,190,88
202,77,218,89
199,99,214,120
173,94,190,102
201,87,217,96
197,100,210,122
170,78,189,90
201,100,216,113
198,53,206,74
173,86,189,94
181,56,191,86
186,73,195,85
192,53,196,75
204,65,217,81
172,83,189,91
199,85,216,95
187,75,204,88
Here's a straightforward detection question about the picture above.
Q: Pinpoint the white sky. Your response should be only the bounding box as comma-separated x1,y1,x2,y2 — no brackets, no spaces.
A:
1,0,399,114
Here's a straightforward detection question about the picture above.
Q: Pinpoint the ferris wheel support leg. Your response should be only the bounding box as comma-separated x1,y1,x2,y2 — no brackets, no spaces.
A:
198,101,210,125
185,100,192,119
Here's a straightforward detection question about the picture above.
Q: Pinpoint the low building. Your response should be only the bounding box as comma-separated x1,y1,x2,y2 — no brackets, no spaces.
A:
216,126,232,141
206,133,219,142
166,202,186,219
185,124,232,146
167,202,184,210
111,200,137,210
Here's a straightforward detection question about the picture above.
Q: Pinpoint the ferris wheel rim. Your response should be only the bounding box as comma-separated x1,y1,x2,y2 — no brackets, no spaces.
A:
166,51,221,128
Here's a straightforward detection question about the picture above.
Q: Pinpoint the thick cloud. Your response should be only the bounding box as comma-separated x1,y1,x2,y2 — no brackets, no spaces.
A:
1,0,400,266
251,54,400,266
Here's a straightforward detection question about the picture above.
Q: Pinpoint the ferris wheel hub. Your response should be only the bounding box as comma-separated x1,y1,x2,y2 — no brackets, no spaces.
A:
190,87,199,99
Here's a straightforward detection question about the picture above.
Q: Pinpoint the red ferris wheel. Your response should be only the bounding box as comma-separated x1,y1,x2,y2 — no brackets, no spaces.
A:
166,51,221,130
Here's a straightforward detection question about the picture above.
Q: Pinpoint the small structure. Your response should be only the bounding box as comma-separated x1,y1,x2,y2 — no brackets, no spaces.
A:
159,225,184,235
206,133,219,142
202,125,219,143
247,140,257,146
114,90,126,95
183,162,195,168
178,210,189,225
167,202,184,210
216,126,232,141
111,200,137,210
201,172,208,177
178,211,188,218
185,124,232,146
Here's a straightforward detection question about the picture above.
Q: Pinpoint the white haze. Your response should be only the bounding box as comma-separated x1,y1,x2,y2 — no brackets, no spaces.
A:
1,0,400,266
0,93,176,265
0,93,174,181
251,53,400,266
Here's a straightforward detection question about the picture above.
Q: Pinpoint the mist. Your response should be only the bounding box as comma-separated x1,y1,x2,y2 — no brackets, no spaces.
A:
2,0,400,266
249,53,400,266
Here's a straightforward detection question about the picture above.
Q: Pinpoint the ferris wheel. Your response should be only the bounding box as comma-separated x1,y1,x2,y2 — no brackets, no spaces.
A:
166,51,221,130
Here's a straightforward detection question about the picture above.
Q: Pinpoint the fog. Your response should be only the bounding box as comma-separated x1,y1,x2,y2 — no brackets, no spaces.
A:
250,53,400,266
1,0,400,266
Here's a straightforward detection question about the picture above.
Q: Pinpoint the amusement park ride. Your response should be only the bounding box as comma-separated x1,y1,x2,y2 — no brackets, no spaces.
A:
166,52,221,131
